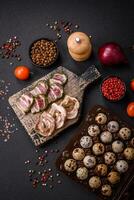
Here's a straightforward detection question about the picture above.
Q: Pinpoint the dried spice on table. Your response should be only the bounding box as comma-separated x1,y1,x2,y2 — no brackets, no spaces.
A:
46,20,80,42
0,36,22,62
0,79,18,142
24,147,62,190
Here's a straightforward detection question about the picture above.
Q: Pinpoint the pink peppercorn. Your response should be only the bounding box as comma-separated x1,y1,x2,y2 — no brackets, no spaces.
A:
101,76,126,101
41,173,49,183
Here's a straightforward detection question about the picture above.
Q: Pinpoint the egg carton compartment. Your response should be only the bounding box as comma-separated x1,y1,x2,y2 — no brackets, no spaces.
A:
56,105,134,200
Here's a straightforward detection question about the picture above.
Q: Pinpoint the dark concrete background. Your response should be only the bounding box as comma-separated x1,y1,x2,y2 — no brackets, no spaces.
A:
0,0,134,200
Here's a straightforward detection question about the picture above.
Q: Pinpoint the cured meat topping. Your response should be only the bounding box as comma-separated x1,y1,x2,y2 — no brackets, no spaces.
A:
61,95,80,119
49,103,66,129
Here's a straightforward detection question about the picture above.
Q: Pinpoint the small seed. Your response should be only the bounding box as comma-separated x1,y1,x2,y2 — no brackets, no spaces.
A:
75,24,79,29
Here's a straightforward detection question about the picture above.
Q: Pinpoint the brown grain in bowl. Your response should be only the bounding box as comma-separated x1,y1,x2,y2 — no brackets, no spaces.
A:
30,39,58,67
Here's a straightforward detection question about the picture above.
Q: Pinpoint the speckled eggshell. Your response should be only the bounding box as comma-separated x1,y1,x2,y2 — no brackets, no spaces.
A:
76,167,88,180
83,155,96,168
88,124,100,137
107,121,119,133
130,138,134,147
92,143,105,155
119,127,131,140
100,131,112,143
123,147,134,160
107,171,120,184
115,160,128,173
95,164,108,176
72,148,85,160
101,184,112,197
95,113,107,125
80,136,93,148
104,152,116,165
89,176,101,189
112,140,124,153
64,159,77,172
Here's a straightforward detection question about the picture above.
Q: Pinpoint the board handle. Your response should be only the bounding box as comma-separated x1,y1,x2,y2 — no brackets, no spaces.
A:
79,65,101,90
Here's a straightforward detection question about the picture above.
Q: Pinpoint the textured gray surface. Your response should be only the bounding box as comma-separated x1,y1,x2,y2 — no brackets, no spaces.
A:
0,0,134,200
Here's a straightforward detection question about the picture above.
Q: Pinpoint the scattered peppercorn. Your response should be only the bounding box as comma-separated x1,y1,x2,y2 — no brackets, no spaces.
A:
57,180,62,184
0,36,22,62
46,20,80,41
25,160,30,164
49,185,53,189
0,80,18,142
24,147,62,190
75,24,79,29
56,173,60,177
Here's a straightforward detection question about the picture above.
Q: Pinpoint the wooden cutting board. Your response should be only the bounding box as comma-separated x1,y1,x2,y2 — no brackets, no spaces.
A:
8,65,101,146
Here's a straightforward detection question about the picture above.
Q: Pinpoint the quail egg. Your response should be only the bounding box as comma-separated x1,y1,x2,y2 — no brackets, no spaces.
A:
100,131,112,143
112,140,124,153
107,121,119,133
115,160,128,173
104,152,116,165
107,171,120,184
64,159,77,172
119,127,131,140
95,164,108,176
80,136,93,148
88,124,100,137
130,137,134,147
101,184,112,197
123,147,134,160
92,143,105,155
95,113,107,125
72,148,85,160
83,155,96,168
89,176,101,189
76,167,88,180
